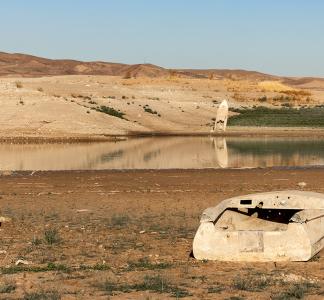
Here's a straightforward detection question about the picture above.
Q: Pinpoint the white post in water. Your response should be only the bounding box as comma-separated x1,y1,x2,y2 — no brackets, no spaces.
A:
214,99,229,132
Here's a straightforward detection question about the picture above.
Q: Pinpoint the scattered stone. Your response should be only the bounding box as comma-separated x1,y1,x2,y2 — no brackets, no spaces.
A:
139,230,145,234
76,209,91,212
298,182,307,188
15,259,30,266
0,216,11,223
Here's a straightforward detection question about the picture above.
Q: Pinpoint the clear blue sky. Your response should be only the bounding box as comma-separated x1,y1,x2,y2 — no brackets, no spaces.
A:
1,0,324,76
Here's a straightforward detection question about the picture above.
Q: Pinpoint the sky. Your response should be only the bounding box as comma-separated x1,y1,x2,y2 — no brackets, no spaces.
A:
1,0,324,77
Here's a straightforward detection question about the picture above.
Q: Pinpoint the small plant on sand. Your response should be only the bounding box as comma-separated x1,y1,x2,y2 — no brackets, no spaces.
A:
37,87,44,92
0,281,16,293
44,228,60,245
23,290,61,300
207,283,224,294
232,274,270,291
134,275,190,298
91,263,110,271
96,275,191,298
32,236,42,246
272,281,319,300
15,81,23,88
126,257,172,271
143,104,159,115
110,214,130,228
258,96,267,102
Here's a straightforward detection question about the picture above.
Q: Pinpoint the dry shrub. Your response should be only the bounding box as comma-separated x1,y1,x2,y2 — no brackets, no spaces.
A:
280,90,311,97
15,81,23,88
258,81,294,92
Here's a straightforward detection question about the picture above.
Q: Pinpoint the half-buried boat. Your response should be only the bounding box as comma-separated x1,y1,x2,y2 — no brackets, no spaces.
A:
193,191,324,261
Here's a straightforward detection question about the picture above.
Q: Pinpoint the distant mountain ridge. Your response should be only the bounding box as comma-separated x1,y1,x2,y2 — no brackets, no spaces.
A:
0,51,323,84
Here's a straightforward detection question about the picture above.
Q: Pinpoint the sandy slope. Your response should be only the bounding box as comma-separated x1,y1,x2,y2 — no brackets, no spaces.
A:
1,73,324,138
0,76,231,137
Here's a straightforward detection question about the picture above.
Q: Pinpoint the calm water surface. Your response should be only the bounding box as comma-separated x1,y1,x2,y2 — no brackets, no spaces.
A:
1,137,324,170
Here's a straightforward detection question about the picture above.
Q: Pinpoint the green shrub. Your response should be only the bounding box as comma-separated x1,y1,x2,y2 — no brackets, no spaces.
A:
228,106,324,127
96,106,125,119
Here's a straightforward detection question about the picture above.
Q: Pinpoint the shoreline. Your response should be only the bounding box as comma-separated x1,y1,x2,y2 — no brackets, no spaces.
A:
4,164,324,176
2,127,324,143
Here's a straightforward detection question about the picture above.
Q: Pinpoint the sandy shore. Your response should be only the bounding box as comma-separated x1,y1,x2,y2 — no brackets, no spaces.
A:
0,169,323,299
3,126,324,143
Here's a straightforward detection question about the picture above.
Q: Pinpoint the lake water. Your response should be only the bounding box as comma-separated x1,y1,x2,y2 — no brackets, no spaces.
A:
1,137,324,170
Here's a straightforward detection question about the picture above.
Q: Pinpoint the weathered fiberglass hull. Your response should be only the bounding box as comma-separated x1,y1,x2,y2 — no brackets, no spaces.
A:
193,191,324,261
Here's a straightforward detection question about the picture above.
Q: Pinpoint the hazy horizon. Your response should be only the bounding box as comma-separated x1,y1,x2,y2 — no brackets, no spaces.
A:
2,0,324,77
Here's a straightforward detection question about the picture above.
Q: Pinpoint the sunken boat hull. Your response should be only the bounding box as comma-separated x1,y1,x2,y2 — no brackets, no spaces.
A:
193,191,324,261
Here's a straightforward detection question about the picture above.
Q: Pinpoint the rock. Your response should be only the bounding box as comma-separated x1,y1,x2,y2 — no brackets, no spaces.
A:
76,209,91,212
0,216,11,223
297,182,307,188
15,259,30,266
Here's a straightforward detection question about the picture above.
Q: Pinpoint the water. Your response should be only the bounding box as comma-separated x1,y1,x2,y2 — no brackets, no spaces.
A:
1,137,324,170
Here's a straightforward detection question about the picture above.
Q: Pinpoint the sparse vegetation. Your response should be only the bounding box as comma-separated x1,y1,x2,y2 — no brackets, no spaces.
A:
15,81,23,88
23,290,61,300
232,274,270,291
1,262,113,275
133,275,190,298
126,257,172,271
1,263,70,275
37,87,44,92
32,236,42,246
207,284,224,293
0,281,16,293
280,89,311,97
258,96,267,102
95,106,125,119
109,214,130,227
143,104,159,115
272,281,319,300
96,275,191,298
44,228,60,245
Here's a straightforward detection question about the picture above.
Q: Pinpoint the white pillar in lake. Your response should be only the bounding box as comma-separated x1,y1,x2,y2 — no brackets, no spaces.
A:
213,99,229,132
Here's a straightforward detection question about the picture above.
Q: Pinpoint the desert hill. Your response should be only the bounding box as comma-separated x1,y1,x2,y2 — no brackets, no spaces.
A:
0,51,288,81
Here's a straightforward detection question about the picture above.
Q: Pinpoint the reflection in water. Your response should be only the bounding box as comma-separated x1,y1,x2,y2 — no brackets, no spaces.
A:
0,137,324,170
213,137,228,168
